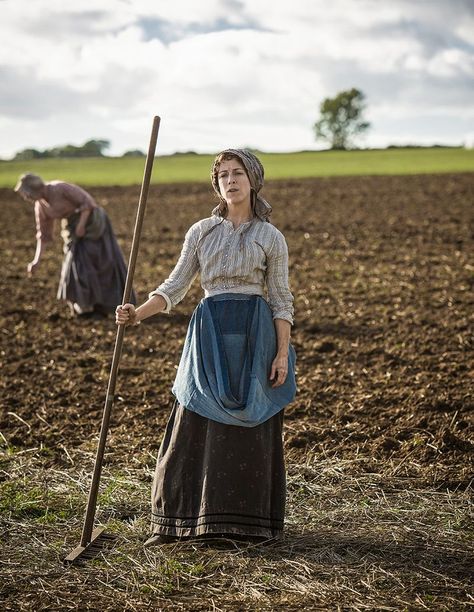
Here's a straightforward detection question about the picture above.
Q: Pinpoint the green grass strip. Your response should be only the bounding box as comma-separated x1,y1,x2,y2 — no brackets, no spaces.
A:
0,147,472,187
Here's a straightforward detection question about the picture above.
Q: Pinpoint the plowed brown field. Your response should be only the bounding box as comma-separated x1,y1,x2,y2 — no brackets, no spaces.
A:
1,173,473,611
1,174,473,481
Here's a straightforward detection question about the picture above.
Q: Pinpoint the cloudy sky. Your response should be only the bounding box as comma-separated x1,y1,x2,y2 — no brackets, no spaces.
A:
1,0,473,158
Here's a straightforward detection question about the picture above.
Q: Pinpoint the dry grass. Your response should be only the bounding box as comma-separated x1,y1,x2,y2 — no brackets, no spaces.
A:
1,445,472,611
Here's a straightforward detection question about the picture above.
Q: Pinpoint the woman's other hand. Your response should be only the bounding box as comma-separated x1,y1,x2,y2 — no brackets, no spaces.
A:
270,353,288,388
115,303,137,326
75,224,86,238
27,261,39,276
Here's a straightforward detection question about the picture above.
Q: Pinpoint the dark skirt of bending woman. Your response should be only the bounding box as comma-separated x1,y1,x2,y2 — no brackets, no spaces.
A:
57,207,134,315
149,294,296,541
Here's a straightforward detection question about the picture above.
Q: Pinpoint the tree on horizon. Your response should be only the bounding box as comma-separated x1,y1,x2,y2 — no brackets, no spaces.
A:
13,139,111,160
314,88,370,150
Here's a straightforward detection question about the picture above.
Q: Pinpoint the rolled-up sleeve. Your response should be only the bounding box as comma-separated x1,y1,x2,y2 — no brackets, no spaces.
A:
148,223,200,312
266,230,294,324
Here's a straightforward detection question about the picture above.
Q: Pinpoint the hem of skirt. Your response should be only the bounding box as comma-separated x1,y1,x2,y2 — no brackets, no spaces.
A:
150,521,283,540
151,525,283,540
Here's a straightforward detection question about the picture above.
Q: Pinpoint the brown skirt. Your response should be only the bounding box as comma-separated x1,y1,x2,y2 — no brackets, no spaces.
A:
150,403,286,539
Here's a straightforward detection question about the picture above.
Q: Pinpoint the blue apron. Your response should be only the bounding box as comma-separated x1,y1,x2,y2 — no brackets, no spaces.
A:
172,293,296,427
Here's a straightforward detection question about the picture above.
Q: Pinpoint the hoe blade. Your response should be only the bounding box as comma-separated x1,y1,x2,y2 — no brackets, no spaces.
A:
64,527,116,565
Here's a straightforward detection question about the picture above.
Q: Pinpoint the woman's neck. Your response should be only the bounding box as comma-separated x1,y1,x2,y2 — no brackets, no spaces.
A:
226,203,253,228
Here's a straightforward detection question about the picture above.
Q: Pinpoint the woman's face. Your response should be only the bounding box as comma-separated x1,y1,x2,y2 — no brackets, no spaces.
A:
18,189,36,203
217,158,251,207
18,185,44,203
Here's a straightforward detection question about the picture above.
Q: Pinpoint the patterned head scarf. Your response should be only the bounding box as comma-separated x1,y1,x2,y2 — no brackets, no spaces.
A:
14,173,45,198
211,149,272,221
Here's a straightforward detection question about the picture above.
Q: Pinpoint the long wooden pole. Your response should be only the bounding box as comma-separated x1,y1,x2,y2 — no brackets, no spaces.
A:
79,116,161,547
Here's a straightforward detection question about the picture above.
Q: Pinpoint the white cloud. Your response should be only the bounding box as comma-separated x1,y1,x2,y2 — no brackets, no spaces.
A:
0,0,472,157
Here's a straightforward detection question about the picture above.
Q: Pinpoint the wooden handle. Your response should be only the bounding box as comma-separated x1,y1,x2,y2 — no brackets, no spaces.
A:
122,115,161,303
80,116,161,546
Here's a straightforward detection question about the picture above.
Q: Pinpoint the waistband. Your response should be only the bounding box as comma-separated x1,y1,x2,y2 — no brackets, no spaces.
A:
204,285,263,299
204,292,262,303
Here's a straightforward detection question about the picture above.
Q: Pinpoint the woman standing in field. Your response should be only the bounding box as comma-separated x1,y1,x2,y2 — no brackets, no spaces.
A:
116,149,296,545
15,173,133,318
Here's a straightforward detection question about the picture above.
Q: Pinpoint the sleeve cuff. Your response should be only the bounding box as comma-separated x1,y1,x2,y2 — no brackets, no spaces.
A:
272,312,294,325
148,289,172,314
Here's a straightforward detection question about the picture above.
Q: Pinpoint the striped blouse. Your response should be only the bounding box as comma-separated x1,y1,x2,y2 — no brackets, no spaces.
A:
149,216,294,324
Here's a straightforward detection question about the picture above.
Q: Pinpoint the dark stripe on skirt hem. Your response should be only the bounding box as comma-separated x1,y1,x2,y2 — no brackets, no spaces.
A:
152,518,283,529
151,510,283,522
150,525,283,539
